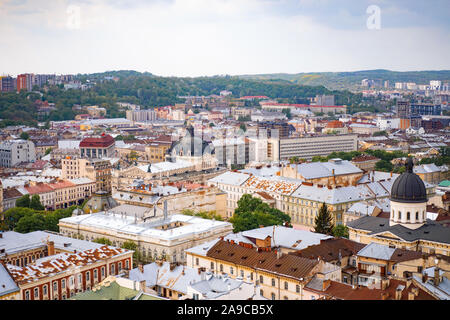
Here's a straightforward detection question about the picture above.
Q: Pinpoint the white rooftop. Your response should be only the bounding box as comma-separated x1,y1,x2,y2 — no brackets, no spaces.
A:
357,242,396,260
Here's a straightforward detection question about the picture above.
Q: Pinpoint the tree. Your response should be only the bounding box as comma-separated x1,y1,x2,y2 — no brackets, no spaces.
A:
45,147,53,155
2,207,35,230
289,156,299,164
314,203,334,235
16,195,31,208
375,159,393,172
20,131,29,140
239,123,247,132
29,195,45,210
230,194,291,233
15,214,46,233
332,224,349,238
93,237,113,245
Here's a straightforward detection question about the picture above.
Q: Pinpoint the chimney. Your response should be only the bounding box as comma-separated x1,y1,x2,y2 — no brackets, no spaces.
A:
381,292,389,300
411,287,419,297
276,249,282,259
422,273,428,283
395,288,402,300
381,279,390,290
408,292,415,300
434,268,441,286
47,241,55,256
322,279,331,291
390,171,393,178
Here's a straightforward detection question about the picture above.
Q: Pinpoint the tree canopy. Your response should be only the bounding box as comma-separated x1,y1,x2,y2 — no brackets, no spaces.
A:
229,194,291,233
313,203,334,235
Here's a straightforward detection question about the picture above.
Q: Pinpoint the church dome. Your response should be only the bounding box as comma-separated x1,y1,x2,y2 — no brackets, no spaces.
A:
390,158,427,203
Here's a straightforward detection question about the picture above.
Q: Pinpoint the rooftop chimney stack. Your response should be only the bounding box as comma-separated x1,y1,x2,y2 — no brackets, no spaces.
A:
434,268,441,286
47,241,55,256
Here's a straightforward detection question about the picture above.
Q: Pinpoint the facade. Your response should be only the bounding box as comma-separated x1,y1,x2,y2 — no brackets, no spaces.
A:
16,74,33,92
185,239,341,300
0,140,36,168
79,134,115,159
0,76,15,92
126,109,157,123
61,157,112,192
269,134,358,161
59,206,233,264
351,155,380,172
348,160,450,255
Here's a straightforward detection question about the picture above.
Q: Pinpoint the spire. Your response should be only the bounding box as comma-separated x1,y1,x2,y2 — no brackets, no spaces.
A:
406,157,414,173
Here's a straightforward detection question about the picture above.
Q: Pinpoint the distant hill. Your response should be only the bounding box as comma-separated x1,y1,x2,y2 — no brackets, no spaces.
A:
238,69,450,90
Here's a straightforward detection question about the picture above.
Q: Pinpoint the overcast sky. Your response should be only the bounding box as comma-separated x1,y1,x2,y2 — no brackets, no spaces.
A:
1,0,449,77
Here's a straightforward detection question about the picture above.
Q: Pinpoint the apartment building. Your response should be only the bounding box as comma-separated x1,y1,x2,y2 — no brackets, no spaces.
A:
126,109,157,123
0,140,36,168
185,239,340,300
61,157,112,192
268,134,358,161
23,178,96,210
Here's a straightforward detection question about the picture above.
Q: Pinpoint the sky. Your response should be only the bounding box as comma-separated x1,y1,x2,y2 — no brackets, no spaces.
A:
0,0,449,77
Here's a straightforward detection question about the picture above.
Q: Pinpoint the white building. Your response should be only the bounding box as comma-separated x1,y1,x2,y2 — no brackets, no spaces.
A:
0,140,36,167
376,118,400,130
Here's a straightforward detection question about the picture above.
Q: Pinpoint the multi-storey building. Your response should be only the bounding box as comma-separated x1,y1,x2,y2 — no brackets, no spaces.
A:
0,231,133,300
16,74,34,92
0,76,15,92
268,134,358,161
126,109,157,123
23,178,96,210
185,238,341,300
59,205,233,264
80,134,115,159
61,157,112,192
0,140,36,168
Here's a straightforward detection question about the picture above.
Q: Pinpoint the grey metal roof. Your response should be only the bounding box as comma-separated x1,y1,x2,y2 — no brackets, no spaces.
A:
0,264,19,297
347,216,450,244
357,242,396,260
292,160,363,180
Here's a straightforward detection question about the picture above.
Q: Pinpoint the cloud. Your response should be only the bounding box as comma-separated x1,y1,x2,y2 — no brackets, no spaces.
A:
0,0,448,76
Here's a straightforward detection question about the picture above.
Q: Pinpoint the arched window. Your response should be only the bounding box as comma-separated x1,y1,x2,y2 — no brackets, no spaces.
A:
416,212,419,220
407,212,410,220
398,212,402,220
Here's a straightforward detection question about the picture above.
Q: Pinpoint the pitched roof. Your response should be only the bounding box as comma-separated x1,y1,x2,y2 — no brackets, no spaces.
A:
206,240,319,280
306,278,436,300
292,238,366,262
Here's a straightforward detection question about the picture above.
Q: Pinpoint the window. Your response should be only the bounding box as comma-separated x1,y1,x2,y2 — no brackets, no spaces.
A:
43,285,48,296
220,264,223,272
111,264,115,275
210,262,214,270
78,274,82,286
53,281,58,292
284,282,288,290
125,260,129,270
86,271,90,282
101,267,105,277
296,285,300,293
240,270,244,278
398,212,402,220
271,278,276,287
195,258,199,266
193,293,199,300
416,212,419,220
230,267,234,275
250,273,254,281
271,293,276,300
407,212,410,220
118,262,122,271
62,279,66,289
25,290,30,300
260,275,264,284
260,289,264,297
34,287,39,299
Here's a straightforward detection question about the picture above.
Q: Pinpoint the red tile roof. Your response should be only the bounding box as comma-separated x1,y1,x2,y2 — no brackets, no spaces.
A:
80,134,115,148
